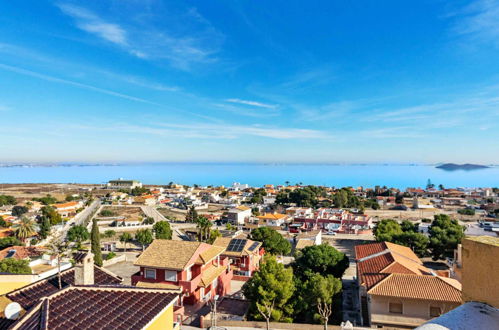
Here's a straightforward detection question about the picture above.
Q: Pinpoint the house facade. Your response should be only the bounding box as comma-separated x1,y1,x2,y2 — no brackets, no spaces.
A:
132,240,233,305
227,206,252,225
52,201,83,217
355,241,462,328
212,237,263,279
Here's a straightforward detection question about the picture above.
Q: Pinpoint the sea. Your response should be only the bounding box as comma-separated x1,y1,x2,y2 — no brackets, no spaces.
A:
0,163,498,189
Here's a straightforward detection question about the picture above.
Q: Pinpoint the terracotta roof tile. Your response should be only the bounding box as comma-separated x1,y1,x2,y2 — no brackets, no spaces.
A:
362,273,390,290
368,273,462,303
135,240,202,270
200,266,227,287
355,242,386,259
0,246,43,260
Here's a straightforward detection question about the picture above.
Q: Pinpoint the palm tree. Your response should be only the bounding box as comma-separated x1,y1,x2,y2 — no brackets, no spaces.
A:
196,217,212,242
119,232,132,252
14,217,38,244
48,236,69,289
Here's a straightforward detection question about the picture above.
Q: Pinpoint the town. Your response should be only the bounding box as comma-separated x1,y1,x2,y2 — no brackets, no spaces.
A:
0,179,497,329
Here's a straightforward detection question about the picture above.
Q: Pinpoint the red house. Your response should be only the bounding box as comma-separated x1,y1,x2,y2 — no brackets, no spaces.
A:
132,240,233,305
212,237,264,280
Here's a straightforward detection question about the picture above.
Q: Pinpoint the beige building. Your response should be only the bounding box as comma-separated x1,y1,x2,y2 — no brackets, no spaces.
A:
368,273,461,328
461,236,499,307
355,241,462,328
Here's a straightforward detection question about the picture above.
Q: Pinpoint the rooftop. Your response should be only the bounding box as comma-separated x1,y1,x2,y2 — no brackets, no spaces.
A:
11,286,178,330
368,273,462,303
135,240,225,270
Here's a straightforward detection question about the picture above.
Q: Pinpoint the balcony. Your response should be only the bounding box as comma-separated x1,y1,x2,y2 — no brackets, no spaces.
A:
371,313,428,327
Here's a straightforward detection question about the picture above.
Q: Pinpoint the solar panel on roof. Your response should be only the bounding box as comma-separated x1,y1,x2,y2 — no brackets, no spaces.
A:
227,239,247,252
248,241,260,252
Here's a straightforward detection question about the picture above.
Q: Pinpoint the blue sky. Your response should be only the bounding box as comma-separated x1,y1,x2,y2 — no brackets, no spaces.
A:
1,0,498,164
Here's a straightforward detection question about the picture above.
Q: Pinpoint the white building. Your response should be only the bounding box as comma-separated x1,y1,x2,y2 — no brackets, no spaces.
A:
227,206,252,225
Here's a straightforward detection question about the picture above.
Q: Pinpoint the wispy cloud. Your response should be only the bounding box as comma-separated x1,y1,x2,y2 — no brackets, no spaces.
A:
0,63,158,105
56,3,224,70
451,0,499,47
57,3,127,45
225,98,277,109
81,121,333,140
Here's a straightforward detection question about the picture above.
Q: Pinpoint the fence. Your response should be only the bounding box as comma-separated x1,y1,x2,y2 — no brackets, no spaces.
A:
102,254,126,267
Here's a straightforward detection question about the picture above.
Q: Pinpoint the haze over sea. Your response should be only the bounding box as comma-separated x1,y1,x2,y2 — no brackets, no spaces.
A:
0,164,498,189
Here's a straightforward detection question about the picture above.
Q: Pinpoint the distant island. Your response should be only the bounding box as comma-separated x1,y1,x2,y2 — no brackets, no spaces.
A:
436,163,489,171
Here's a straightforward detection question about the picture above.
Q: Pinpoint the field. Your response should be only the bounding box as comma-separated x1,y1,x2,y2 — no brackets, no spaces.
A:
99,206,145,221
0,183,91,201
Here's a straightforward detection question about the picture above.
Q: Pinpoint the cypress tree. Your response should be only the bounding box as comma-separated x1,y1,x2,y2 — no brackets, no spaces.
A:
91,219,103,266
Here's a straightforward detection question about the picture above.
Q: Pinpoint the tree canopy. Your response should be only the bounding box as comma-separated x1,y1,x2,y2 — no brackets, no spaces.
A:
0,258,31,274
12,205,29,217
250,227,291,255
153,221,172,239
91,219,103,266
276,186,327,207
0,195,16,206
185,205,198,222
243,256,295,326
293,244,349,279
40,206,62,225
135,229,154,250
373,219,429,257
67,225,89,248
32,194,57,205
0,237,22,250
429,214,464,260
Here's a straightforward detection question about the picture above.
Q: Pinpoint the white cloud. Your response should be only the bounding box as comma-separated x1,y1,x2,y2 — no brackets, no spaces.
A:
0,105,10,112
56,3,223,70
57,4,127,45
225,98,277,109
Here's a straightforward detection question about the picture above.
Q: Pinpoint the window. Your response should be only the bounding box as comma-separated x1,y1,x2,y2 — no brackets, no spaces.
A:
212,279,218,289
389,302,403,314
165,270,177,282
430,306,442,317
186,267,192,281
200,287,205,299
144,268,156,279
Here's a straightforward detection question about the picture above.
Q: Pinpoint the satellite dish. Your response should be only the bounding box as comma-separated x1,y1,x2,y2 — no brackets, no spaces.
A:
4,302,22,320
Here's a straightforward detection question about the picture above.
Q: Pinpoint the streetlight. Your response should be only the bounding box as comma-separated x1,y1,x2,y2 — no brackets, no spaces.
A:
210,294,220,328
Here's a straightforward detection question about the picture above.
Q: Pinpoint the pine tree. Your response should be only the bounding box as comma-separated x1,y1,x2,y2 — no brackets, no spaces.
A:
91,219,103,266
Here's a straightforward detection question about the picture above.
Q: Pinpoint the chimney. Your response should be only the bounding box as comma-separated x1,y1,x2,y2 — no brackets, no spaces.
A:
74,251,94,285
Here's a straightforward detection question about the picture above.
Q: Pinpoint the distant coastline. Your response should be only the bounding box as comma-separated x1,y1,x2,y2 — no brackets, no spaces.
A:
0,162,497,169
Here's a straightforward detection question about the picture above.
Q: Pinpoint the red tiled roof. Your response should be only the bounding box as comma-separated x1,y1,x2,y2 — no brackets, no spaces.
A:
0,246,43,260
368,273,462,303
355,242,386,259
362,273,390,290
357,253,394,276
13,286,178,329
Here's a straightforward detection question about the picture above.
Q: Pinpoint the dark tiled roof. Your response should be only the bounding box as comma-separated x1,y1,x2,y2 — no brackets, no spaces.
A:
7,266,122,311
13,287,178,330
